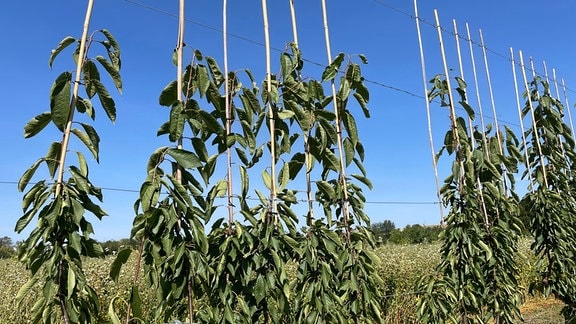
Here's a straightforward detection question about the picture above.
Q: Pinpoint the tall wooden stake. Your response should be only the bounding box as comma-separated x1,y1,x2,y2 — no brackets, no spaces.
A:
223,0,235,229
510,48,534,192
261,0,278,225
321,0,351,232
519,51,548,189
414,0,444,225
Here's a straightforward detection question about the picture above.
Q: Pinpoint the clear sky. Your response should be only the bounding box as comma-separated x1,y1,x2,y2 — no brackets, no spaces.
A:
1,0,575,241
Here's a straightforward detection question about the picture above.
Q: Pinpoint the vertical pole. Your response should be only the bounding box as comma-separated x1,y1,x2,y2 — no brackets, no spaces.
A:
321,0,351,232
520,51,548,188
223,0,235,229
261,0,278,224
414,0,444,225
466,24,489,151
510,48,534,191
479,30,503,154
561,77,576,140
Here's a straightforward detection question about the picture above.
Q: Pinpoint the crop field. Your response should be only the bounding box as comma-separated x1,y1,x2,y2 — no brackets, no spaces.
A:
0,239,563,323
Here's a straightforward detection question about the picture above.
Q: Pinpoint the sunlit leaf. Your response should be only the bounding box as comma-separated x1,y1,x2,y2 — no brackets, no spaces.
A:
24,112,51,138
50,72,72,131
49,36,76,68
166,148,202,169
95,55,122,93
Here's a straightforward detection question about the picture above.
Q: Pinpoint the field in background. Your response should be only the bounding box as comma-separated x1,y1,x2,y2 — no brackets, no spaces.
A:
0,239,564,323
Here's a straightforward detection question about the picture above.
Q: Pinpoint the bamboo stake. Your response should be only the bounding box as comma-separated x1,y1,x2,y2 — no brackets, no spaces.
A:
54,3,94,320
223,0,235,229
554,71,575,140
414,0,444,225
465,24,489,150
55,0,94,200
452,20,474,144
321,0,352,231
561,77,576,140
479,30,503,154
434,11,460,149
289,0,299,46
510,48,534,192
453,20,492,228
175,2,195,323
261,0,278,224
519,51,548,188
288,0,315,225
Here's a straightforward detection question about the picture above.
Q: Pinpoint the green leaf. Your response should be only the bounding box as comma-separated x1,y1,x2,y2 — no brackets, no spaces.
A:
351,174,373,190
197,65,210,97
322,53,345,82
277,109,295,120
316,180,336,200
353,92,370,118
76,151,88,177
93,79,117,123
50,72,72,131
76,97,95,119
206,56,224,87
343,138,354,167
83,60,101,99
130,286,142,319
24,112,51,138
70,128,98,161
159,80,178,107
278,162,290,191
49,36,76,68
45,142,62,177
358,54,368,64
95,55,122,93
19,159,43,192
99,29,121,69
108,296,123,324
169,101,185,142
262,169,272,190
166,148,202,169
70,166,90,193
16,276,39,304
67,267,76,299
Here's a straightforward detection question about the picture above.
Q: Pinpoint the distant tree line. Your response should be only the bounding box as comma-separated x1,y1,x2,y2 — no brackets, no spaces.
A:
370,221,443,245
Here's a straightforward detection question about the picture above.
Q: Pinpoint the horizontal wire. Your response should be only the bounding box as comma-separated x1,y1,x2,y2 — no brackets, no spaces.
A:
0,181,440,205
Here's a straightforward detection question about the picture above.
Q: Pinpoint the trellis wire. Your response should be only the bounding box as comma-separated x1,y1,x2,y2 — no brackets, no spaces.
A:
510,48,534,192
413,0,444,225
321,0,351,228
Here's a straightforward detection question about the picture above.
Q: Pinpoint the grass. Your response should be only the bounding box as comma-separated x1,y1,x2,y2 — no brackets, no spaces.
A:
0,238,569,323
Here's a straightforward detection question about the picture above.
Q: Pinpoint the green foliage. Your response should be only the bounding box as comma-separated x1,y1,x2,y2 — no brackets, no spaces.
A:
417,75,524,323
371,220,396,244
16,6,122,322
387,224,442,245
520,78,576,321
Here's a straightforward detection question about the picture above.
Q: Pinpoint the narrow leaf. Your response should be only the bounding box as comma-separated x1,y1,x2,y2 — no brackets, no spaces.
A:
49,36,77,68
24,112,51,138
95,55,122,93
93,79,117,122
18,159,43,192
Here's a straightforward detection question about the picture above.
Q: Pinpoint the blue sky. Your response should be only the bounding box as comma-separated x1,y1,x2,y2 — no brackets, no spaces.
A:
1,0,575,241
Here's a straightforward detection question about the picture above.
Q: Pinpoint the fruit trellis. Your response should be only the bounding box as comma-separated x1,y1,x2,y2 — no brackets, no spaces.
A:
414,0,576,322
13,0,576,323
